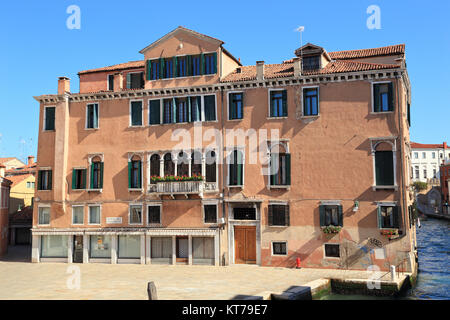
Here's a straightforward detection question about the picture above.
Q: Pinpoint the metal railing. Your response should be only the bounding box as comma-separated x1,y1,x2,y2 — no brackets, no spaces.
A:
154,180,203,195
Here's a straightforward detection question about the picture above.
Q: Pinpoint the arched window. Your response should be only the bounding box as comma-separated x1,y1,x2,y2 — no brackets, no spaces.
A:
374,142,394,186
206,150,216,182
128,155,142,189
269,144,290,186
150,154,160,182
164,153,175,176
229,149,243,186
177,151,189,177
191,151,202,177
90,156,103,189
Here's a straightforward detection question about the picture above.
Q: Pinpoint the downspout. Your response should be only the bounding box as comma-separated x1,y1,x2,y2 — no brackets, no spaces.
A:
220,87,226,265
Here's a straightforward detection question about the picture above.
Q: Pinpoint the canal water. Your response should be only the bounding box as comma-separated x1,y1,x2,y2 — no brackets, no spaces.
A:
321,218,450,300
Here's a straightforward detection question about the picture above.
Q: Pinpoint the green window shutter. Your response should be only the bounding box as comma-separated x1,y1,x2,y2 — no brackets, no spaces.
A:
282,90,288,116
269,92,274,117
82,169,87,189
46,107,55,130
187,55,192,76
393,206,400,229
375,151,394,186
388,82,394,111
187,96,191,122
90,164,94,189
93,104,98,128
138,161,142,188
213,52,217,74
285,153,291,185
377,206,382,228
285,205,290,226
173,56,178,78
99,162,104,189
229,94,236,119
237,151,243,185
48,170,52,190
37,171,41,190
338,205,343,227
72,169,76,190
149,100,161,125
374,84,381,112
172,97,176,123
160,58,165,79
204,95,216,121
126,73,131,89
200,53,205,75
146,60,151,80
319,205,325,227
268,205,273,226
128,161,132,188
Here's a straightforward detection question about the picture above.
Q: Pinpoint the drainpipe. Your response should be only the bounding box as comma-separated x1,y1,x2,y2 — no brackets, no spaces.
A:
220,88,226,265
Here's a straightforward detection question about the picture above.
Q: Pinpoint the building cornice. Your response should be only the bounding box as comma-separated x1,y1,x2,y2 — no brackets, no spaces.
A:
33,68,405,104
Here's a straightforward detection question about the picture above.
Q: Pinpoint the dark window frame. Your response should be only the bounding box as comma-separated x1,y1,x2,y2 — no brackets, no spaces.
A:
272,241,287,255
148,205,161,224
324,244,340,258
204,204,218,224
303,87,319,116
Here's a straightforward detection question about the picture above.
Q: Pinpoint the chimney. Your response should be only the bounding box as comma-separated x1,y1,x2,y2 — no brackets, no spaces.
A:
256,61,265,81
293,57,302,77
27,156,35,166
0,164,5,178
444,142,448,149
114,72,123,92
58,77,70,95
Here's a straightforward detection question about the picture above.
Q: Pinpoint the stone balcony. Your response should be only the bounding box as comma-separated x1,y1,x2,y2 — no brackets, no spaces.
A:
148,181,218,197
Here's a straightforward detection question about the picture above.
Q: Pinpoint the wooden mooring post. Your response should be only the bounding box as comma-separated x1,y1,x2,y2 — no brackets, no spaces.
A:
147,281,157,300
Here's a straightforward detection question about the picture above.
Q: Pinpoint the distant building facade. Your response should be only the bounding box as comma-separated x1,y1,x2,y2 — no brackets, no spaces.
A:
440,162,450,214
0,165,12,256
0,157,26,171
410,142,449,184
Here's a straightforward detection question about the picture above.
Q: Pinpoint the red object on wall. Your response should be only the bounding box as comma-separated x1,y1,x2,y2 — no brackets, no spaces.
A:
296,257,301,269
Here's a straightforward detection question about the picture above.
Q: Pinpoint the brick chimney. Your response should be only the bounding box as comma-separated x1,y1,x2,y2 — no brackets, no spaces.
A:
444,142,448,149
256,61,265,81
58,77,70,95
293,57,302,77
27,155,35,166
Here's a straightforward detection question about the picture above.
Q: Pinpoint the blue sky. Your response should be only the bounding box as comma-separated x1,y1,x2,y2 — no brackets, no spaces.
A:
0,0,449,163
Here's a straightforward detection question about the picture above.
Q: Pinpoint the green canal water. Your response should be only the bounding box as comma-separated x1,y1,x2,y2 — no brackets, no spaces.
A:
320,218,450,300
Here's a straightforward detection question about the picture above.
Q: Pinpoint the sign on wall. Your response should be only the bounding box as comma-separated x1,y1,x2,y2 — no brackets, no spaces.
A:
106,217,122,224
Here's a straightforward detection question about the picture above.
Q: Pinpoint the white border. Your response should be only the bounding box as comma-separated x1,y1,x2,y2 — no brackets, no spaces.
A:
271,240,288,256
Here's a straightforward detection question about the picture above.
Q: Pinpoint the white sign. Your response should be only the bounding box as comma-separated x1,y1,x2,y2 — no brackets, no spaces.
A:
106,217,122,224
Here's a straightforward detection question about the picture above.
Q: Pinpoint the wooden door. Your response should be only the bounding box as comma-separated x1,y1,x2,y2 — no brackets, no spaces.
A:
234,226,256,264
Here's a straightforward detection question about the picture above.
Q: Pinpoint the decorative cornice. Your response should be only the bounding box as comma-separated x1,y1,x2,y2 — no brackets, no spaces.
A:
33,68,405,104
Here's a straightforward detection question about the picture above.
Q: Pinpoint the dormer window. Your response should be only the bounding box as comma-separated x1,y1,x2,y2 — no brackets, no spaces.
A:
126,72,144,89
302,55,321,71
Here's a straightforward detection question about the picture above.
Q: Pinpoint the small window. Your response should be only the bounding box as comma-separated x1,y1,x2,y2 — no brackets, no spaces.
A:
86,103,99,129
204,53,217,75
378,205,400,229
414,152,418,159
233,207,256,220
302,56,321,71
229,92,243,120
303,88,319,116
272,242,287,255
90,159,103,189
324,244,340,258
129,205,142,224
175,98,188,123
130,101,143,126
128,158,142,189
373,82,394,112
204,95,216,121
89,206,101,224
432,152,436,159
204,204,217,223
319,205,343,227
149,100,161,125
270,153,291,186
375,150,394,186
108,74,114,91
149,60,160,80
44,107,55,131
163,99,174,124
228,149,243,186
422,152,426,159
127,72,144,89
148,205,161,224
177,56,187,77
423,169,427,179
38,170,52,190
415,166,419,179
164,59,174,78
190,96,202,122
72,206,84,225
38,207,50,225
268,204,289,226
269,90,287,117
72,168,87,190
191,55,201,76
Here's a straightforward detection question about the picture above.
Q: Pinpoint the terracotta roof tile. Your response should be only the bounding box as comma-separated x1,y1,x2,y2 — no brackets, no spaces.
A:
78,60,145,75
411,142,448,149
328,44,405,60
7,174,33,187
221,60,399,82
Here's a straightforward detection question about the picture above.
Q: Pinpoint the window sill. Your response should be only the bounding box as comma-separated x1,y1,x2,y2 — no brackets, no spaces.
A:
370,111,394,115
37,224,50,227
372,185,398,191
71,189,86,192
268,225,289,228
88,223,101,226
85,128,99,131
128,125,144,128
37,190,52,192
147,223,162,227
267,116,288,120
269,185,290,190
301,115,320,119
228,118,243,122
43,130,55,132
271,253,288,257
87,189,103,193
228,185,243,188
128,188,143,192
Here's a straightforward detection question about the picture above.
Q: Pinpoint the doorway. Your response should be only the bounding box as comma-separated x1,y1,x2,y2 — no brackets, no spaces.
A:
176,236,188,264
234,226,256,264
73,235,83,263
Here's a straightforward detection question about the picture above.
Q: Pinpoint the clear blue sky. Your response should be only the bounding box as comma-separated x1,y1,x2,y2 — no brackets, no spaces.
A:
0,0,449,163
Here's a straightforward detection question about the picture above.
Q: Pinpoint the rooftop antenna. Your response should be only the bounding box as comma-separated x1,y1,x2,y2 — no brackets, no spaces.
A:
295,26,305,74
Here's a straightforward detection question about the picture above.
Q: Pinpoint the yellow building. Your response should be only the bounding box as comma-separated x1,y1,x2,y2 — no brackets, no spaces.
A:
8,174,35,214
0,157,26,171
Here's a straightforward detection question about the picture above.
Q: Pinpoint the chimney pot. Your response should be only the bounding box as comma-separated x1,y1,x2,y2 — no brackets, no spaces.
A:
256,61,265,81
27,156,35,166
58,77,70,95
293,57,302,77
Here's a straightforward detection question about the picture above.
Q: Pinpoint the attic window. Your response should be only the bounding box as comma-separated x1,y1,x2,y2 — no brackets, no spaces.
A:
236,67,241,74
302,55,321,71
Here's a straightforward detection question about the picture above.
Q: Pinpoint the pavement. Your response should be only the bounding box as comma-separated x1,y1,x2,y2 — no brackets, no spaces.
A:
0,245,401,300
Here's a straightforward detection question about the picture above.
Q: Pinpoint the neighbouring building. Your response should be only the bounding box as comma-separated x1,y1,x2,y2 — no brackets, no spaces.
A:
410,142,449,184
0,157,26,171
31,26,417,272
440,161,450,214
5,156,37,213
0,164,12,257
9,206,33,245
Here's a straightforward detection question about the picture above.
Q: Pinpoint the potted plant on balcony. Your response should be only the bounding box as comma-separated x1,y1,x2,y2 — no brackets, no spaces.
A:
380,228,399,239
150,174,204,183
321,226,342,234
